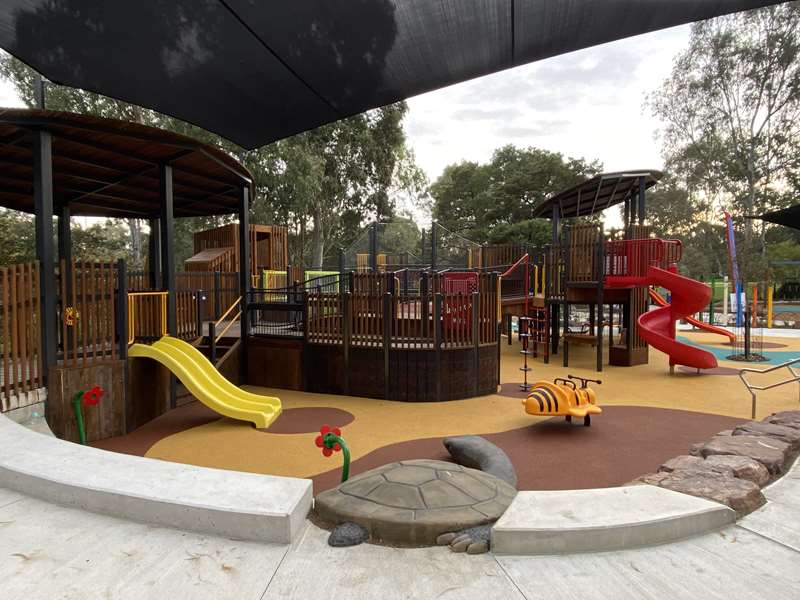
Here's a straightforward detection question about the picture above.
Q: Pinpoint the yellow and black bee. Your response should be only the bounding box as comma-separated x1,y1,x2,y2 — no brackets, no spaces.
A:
523,375,602,426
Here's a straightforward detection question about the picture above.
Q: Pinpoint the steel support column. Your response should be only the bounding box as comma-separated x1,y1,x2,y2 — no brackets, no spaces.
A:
33,129,57,380
159,165,175,334
238,185,251,383
148,218,161,290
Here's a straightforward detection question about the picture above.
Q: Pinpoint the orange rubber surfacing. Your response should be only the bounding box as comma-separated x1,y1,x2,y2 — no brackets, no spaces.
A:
93,331,800,489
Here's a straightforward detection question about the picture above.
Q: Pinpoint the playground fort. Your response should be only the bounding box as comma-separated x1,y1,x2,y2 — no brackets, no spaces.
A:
0,112,764,442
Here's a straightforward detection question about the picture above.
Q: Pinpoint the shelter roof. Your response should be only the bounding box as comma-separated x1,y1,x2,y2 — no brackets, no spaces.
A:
532,170,663,219
0,108,251,218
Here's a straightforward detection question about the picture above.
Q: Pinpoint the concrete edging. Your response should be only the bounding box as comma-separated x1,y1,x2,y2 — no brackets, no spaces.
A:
491,485,736,555
0,413,311,544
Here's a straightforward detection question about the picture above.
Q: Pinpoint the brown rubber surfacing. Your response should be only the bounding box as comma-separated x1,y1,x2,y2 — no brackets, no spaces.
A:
311,406,744,494
92,405,356,455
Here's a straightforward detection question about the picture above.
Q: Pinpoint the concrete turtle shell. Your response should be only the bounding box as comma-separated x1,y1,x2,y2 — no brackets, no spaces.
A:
313,459,517,546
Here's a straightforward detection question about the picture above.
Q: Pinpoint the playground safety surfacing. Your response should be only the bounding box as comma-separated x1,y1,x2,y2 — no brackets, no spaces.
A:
94,330,800,492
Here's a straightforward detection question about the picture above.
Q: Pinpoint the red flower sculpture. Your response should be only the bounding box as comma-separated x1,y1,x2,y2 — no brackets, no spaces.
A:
82,386,104,407
314,424,342,457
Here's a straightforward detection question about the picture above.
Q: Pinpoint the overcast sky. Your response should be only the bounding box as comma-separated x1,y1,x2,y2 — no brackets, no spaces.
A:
0,24,689,227
405,24,689,183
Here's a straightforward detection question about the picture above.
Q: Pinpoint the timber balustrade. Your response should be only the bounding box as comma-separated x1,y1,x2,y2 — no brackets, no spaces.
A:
0,262,43,410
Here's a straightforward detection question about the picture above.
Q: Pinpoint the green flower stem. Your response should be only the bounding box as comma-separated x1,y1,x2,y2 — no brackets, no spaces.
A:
323,433,350,482
71,392,86,445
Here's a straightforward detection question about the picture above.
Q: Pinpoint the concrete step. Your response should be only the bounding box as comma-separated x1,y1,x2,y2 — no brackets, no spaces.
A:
0,414,311,543
491,484,735,555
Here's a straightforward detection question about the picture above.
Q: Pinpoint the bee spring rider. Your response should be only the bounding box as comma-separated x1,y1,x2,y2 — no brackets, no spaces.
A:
523,375,602,426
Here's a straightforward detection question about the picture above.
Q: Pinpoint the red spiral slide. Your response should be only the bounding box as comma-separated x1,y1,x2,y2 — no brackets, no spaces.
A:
648,288,736,343
638,267,718,370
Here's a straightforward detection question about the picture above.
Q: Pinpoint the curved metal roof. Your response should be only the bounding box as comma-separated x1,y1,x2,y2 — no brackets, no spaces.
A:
0,1,783,149
0,108,252,218
532,170,663,219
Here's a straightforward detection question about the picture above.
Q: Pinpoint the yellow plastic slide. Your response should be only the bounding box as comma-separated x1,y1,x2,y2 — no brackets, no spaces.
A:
129,336,281,429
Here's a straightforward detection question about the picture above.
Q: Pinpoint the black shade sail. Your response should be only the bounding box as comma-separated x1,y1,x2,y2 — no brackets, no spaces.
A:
0,1,785,149
749,205,800,230
532,170,662,219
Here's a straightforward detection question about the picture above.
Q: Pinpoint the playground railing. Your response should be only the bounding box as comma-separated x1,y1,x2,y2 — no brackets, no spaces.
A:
605,238,683,279
0,261,43,411
208,297,242,363
737,357,800,419
127,291,168,344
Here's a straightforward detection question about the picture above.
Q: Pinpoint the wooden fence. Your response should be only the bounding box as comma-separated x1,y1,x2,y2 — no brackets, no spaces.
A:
0,262,43,410
305,273,499,350
58,260,117,367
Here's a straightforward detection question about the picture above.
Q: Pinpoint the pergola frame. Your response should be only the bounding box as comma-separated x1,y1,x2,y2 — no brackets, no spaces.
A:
1,109,254,388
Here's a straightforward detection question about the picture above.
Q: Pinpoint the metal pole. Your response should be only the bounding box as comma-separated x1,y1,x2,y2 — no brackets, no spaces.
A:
343,292,350,395
159,164,175,335
116,259,128,360
434,293,443,401
370,222,378,272
473,291,480,397
431,221,438,270
195,289,204,338
383,292,391,400
33,74,46,109
637,176,646,224
148,218,161,290
214,271,222,319
238,185,251,383
33,129,57,380
209,322,217,364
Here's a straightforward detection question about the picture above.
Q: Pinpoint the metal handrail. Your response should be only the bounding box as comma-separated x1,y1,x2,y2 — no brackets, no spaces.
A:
738,357,800,418
208,297,242,363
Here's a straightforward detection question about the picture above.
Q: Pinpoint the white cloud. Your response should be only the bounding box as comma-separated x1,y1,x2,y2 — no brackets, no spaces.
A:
404,24,690,185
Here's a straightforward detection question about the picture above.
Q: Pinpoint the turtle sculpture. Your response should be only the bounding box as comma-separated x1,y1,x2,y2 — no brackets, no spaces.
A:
313,437,518,553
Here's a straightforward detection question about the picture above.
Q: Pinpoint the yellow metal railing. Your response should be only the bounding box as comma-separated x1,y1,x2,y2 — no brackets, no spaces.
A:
127,291,168,344
208,297,242,362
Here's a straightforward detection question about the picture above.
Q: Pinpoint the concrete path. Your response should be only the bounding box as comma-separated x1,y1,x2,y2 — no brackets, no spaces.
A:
2,458,799,599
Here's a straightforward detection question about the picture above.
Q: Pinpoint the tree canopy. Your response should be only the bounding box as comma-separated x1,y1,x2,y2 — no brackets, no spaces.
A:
648,3,800,281
430,145,601,246
0,54,426,269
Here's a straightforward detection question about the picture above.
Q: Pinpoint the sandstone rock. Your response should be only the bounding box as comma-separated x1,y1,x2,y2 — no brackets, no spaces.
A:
443,435,518,487
763,411,800,431
716,430,733,436
704,455,770,487
659,455,703,473
655,472,765,517
700,434,790,475
689,442,704,457
733,421,800,451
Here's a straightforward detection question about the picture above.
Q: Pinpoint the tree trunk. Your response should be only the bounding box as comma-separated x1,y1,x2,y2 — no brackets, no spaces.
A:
311,210,325,269
128,218,143,268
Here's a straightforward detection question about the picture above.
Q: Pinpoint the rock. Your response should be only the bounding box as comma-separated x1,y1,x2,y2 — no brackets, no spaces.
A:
439,524,492,554
328,522,369,547
443,435,518,487
733,421,800,451
700,434,790,475
716,430,733,436
659,455,704,473
689,442,704,457
655,472,765,517
763,411,800,430
314,460,516,546
704,455,770,487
